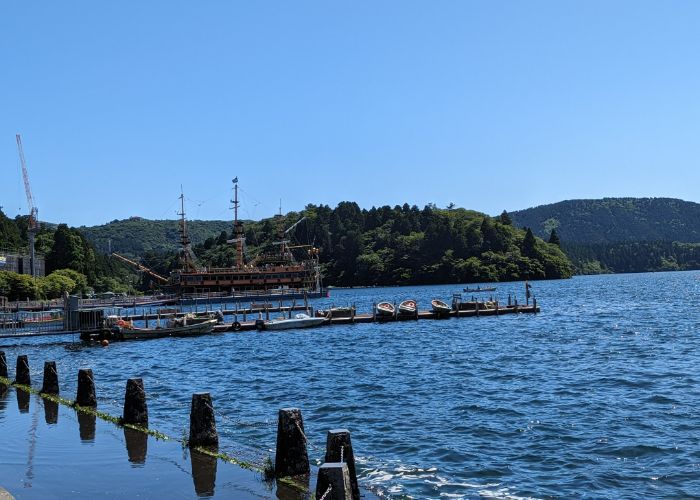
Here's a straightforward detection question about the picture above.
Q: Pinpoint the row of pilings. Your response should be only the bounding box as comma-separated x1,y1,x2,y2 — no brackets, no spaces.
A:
0,350,361,499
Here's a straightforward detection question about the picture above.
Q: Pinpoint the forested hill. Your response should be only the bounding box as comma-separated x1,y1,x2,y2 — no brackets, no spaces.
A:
142,203,572,286
510,198,700,244
79,218,231,256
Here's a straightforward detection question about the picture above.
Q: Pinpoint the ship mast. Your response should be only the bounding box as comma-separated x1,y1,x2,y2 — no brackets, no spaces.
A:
178,187,198,272
228,177,246,268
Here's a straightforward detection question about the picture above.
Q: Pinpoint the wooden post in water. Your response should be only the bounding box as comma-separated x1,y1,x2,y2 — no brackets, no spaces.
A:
189,392,218,447
275,408,310,477
325,429,360,500
123,378,148,426
15,355,30,386
351,304,356,324
0,351,7,379
533,296,537,313
41,361,59,394
495,300,499,315
76,368,97,407
315,463,353,500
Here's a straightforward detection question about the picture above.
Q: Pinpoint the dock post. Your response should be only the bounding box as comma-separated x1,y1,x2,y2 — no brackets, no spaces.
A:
495,300,499,315
275,408,310,477
265,307,270,320
514,297,519,312
123,378,148,426
325,429,360,500
15,355,30,386
41,361,59,394
315,463,353,500
243,308,247,322
508,294,511,306
372,303,376,322
76,368,97,407
351,304,355,324
189,392,218,448
533,296,537,313
0,351,7,379
475,301,480,317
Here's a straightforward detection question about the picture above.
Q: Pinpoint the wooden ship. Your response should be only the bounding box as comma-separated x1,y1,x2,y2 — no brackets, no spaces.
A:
169,179,325,301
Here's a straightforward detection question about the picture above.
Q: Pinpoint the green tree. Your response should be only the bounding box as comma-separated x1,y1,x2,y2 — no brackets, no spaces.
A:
548,228,561,246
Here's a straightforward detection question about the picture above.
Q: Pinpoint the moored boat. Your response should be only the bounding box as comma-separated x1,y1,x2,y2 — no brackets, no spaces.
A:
463,286,497,293
315,306,355,318
375,302,395,317
257,313,325,331
398,299,417,315
431,299,451,313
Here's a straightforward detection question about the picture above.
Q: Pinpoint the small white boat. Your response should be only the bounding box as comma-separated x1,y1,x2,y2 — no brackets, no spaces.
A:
431,299,451,313
398,299,417,315
376,302,395,317
259,313,325,331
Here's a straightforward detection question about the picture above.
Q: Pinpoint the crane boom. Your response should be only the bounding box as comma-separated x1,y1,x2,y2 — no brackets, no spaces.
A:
16,134,38,229
111,253,169,283
16,134,39,277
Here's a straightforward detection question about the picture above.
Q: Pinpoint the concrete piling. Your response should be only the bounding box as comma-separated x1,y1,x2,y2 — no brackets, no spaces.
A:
275,408,310,477
41,361,59,394
15,355,30,386
189,392,218,447
315,462,353,500
123,378,148,426
325,429,360,500
0,351,7,379
75,368,97,407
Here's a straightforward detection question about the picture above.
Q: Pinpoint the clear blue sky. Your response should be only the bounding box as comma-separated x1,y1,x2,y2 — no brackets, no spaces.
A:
2,1,699,227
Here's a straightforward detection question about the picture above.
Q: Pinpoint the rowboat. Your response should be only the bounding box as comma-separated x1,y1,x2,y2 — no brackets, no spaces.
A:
257,313,325,331
431,299,451,313
398,299,417,315
463,286,497,293
115,319,218,340
375,302,395,317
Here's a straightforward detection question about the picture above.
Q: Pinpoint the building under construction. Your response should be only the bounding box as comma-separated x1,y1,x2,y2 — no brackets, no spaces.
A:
0,249,45,277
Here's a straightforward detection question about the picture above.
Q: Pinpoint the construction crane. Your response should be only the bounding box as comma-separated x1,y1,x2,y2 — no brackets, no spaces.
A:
16,134,39,277
111,253,169,284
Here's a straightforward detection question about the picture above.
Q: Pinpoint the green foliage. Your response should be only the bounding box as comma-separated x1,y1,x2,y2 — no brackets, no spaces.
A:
548,228,561,246
564,241,700,274
79,218,231,256
179,203,572,286
511,197,700,243
0,209,23,249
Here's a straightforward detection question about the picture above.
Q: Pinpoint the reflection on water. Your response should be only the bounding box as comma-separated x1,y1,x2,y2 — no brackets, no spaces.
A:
190,449,217,497
78,412,96,442
275,476,310,500
16,387,29,413
0,384,8,413
124,427,147,465
43,399,58,425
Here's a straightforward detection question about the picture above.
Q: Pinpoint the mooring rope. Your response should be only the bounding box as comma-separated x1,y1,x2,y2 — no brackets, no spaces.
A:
319,484,332,500
340,444,344,463
294,420,318,450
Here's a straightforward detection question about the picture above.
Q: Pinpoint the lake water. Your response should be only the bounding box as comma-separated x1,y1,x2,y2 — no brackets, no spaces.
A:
2,271,700,498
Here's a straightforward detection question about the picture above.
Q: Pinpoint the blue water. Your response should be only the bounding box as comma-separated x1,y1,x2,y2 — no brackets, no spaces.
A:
2,271,700,498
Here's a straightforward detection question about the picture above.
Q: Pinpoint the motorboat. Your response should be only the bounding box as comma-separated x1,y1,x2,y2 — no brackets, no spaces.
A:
257,313,326,331
463,286,497,293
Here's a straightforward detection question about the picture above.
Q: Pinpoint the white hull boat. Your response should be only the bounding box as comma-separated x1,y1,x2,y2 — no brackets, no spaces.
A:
258,313,326,331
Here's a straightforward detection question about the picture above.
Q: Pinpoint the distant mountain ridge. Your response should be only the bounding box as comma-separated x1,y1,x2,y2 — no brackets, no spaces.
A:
79,218,232,256
510,197,700,244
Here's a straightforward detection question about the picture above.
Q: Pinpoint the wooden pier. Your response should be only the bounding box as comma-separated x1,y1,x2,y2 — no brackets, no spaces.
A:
211,303,540,332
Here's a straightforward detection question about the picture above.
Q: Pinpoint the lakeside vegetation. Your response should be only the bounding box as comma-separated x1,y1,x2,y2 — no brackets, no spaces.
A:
137,202,573,287
9,195,700,297
0,209,138,300
511,198,700,274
